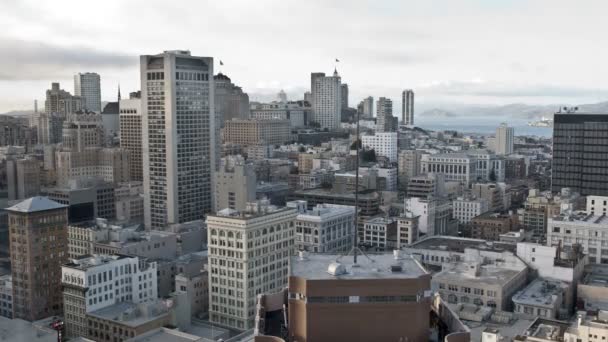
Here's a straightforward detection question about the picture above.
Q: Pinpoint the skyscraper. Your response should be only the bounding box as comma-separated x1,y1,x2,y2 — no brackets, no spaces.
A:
376,97,395,132
311,70,342,129
7,197,68,321
402,89,414,125
340,83,349,109
495,122,514,155
141,50,215,230
119,94,143,181
362,96,374,119
74,72,102,113
552,113,608,196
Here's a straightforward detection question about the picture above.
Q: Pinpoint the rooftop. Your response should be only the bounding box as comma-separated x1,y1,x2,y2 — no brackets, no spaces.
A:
0,316,57,342
63,254,133,271
408,235,516,254
6,196,67,213
512,279,568,308
551,211,608,224
88,301,170,327
127,327,204,342
514,318,570,341
582,264,608,287
290,252,428,280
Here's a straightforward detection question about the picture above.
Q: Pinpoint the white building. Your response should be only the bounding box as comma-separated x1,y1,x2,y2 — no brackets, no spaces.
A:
362,132,398,162
512,278,568,319
587,196,608,215
453,197,490,225
206,200,297,330
376,166,398,191
564,311,608,342
311,70,341,130
495,123,514,155
286,200,355,253
420,153,476,186
402,89,414,126
74,72,101,113
404,197,452,236
141,50,215,230
547,212,608,264
61,254,158,337
363,216,397,249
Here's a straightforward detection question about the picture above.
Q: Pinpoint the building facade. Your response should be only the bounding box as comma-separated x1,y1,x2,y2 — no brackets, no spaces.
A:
402,89,414,126
311,70,341,130
361,132,398,162
141,50,215,229
214,155,257,212
74,72,102,113
495,123,514,155
119,96,143,181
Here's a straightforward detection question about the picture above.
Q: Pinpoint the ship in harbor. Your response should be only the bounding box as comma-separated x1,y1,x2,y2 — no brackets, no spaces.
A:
528,116,553,127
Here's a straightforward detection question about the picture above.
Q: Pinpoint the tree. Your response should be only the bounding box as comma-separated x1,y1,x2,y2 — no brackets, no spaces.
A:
362,149,377,163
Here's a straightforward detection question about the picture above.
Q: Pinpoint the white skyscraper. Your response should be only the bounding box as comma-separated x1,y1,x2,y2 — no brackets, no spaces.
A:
141,50,215,230
495,122,514,155
402,89,414,126
311,70,342,129
74,72,102,113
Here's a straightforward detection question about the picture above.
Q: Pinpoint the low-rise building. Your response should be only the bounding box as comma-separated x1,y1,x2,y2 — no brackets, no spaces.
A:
512,278,569,319
0,275,12,318
453,196,490,225
420,153,476,186
432,248,528,311
404,197,452,236
471,212,518,241
175,268,208,318
397,214,419,247
513,318,571,342
564,310,608,342
578,264,608,311
362,216,397,250
361,132,398,162
286,200,355,253
547,212,608,264
115,181,144,224
407,173,446,198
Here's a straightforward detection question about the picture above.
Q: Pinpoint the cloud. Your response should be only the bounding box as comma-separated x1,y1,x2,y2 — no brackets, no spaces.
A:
0,37,136,80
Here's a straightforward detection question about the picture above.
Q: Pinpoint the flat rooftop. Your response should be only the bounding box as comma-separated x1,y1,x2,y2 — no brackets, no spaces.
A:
582,264,608,287
292,188,379,199
409,235,516,254
515,318,570,341
434,261,525,286
126,328,203,342
512,279,568,308
64,254,132,270
290,252,428,280
551,211,608,224
0,316,57,342
88,301,169,327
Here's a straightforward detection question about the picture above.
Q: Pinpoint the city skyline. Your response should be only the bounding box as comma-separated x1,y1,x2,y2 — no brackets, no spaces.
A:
2,0,608,112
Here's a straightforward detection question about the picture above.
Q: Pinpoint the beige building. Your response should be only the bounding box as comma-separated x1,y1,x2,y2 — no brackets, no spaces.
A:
56,147,131,186
7,196,68,321
206,200,297,330
61,112,104,151
175,268,209,317
398,149,423,190
286,252,431,342
397,214,419,247
119,96,143,181
214,155,256,213
223,119,290,146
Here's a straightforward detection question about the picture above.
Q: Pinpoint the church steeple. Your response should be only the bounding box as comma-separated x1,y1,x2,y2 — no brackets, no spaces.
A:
333,68,339,77
117,84,121,101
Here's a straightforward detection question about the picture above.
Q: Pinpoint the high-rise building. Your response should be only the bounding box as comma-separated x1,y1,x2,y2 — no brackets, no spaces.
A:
7,197,68,321
362,96,374,119
278,89,287,103
361,132,398,162
141,50,215,230
61,112,104,151
45,82,83,117
311,70,341,129
340,83,349,109
402,89,414,126
7,156,41,201
74,72,102,113
552,113,608,196
119,96,143,181
495,122,514,155
214,155,256,212
206,200,297,330
222,119,290,146
376,97,395,132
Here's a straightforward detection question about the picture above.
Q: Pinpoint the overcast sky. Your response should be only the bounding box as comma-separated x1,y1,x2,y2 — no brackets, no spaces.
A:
1,0,608,113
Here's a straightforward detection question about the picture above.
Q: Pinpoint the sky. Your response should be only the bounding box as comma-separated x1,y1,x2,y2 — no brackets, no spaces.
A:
1,0,608,113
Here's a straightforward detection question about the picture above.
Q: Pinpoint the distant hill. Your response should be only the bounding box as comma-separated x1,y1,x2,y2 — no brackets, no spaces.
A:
420,101,608,120
0,110,35,117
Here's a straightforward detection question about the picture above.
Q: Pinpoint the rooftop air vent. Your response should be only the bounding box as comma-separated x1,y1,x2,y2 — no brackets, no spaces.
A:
327,262,347,276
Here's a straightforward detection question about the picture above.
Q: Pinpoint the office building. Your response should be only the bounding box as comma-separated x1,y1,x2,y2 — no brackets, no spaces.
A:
404,197,452,236
214,155,256,212
376,97,395,132
206,200,297,330
470,212,518,241
362,216,397,249
115,181,144,224
311,70,341,129
250,101,310,128
397,214,419,247
74,72,102,113
37,112,65,145
6,156,41,201
175,266,208,317
432,247,528,311
44,82,83,117
287,252,431,342
420,153,476,186
141,50,215,230
512,278,569,319
402,89,414,126
551,113,608,196
520,188,582,241
61,111,104,151
361,132,398,162
223,119,290,147
548,212,608,264
7,197,68,321
55,147,131,186
119,95,143,181
0,275,12,319
214,73,250,126
61,254,158,338
287,200,355,253
495,123,514,155
398,149,423,190
340,83,348,109
407,173,446,199
453,196,490,225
